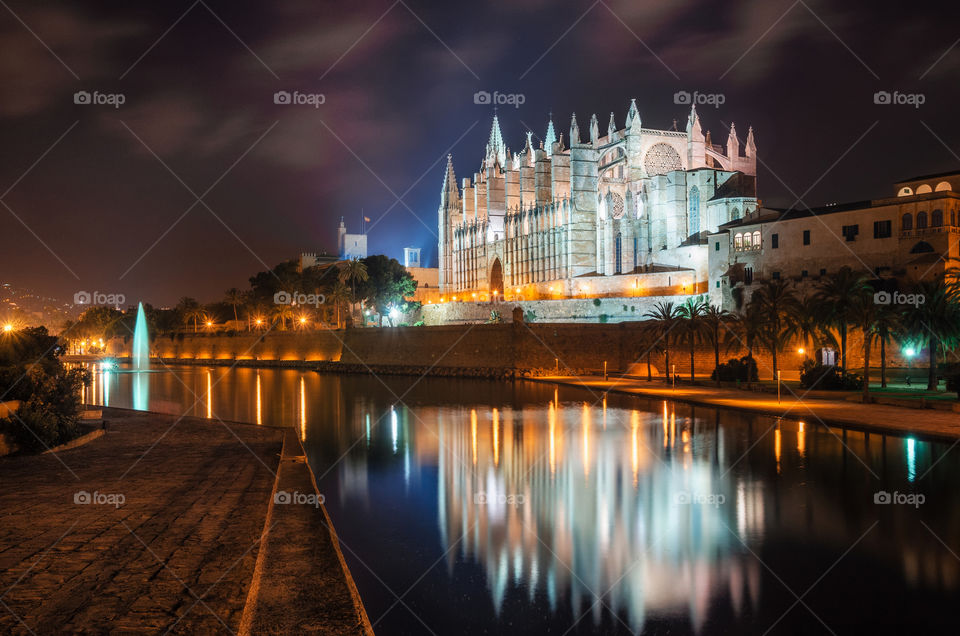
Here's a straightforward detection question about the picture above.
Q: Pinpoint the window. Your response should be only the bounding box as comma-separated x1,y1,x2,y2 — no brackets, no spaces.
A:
689,186,700,235
734,233,743,249
715,241,720,251
752,231,761,247
633,237,638,270
731,207,741,220
771,233,779,249
820,268,826,276
917,184,932,194
801,270,808,278
873,220,892,238
842,224,859,241
902,213,913,231
772,271,780,280
743,232,752,248
744,266,753,285
716,280,720,288
932,209,943,226
803,230,810,245
615,232,622,274
917,211,928,228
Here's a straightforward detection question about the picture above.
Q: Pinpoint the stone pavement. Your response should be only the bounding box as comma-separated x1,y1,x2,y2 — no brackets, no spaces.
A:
0,408,283,634
533,376,960,440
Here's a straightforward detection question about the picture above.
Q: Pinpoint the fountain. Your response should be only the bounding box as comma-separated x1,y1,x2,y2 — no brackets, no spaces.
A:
132,302,149,372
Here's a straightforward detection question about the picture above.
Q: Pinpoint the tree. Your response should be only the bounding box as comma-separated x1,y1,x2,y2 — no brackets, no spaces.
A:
644,301,680,384
748,279,801,380
224,288,244,323
813,267,872,371
873,303,902,388
356,255,416,326
328,282,351,329
900,277,960,391
700,303,735,385
794,294,833,356
272,303,293,331
338,258,369,320
729,302,762,360
176,297,203,333
848,294,880,400
677,296,707,381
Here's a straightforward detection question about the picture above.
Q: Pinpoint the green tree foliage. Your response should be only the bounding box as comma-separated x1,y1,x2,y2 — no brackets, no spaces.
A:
357,255,417,326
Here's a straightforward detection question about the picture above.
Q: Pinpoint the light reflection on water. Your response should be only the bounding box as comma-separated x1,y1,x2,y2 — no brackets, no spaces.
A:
81,364,960,634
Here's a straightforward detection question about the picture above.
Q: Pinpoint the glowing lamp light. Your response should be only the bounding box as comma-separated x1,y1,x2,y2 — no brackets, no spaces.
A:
2,324,12,333
797,347,805,354
299,317,307,324
389,307,401,321
255,318,263,325
206,321,213,327
904,347,916,357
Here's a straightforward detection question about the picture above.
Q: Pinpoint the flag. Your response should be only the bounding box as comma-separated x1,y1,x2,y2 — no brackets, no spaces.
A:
363,216,371,223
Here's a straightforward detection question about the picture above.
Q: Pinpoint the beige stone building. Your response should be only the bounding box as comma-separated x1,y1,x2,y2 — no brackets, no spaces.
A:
438,103,760,300
708,171,960,310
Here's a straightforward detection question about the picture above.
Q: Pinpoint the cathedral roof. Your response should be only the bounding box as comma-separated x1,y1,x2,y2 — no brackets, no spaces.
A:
708,173,756,201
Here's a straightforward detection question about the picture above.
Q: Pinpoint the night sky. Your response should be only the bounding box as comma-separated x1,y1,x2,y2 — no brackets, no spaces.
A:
0,0,956,306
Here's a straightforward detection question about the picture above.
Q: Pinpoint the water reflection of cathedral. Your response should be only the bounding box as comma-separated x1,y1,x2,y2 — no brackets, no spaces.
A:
433,399,763,632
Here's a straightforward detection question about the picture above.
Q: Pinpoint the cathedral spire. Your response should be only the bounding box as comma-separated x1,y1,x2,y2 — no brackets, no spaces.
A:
607,112,617,138
745,125,756,157
686,103,702,139
569,113,580,145
487,114,506,167
625,98,640,131
440,154,459,207
727,123,739,158
589,113,599,145
544,113,557,157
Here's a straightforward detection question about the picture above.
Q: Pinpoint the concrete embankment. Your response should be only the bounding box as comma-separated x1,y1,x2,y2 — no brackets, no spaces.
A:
0,408,369,634
99,322,917,377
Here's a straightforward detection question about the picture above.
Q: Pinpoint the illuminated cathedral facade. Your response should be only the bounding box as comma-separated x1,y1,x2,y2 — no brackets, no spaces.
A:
438,101,760,298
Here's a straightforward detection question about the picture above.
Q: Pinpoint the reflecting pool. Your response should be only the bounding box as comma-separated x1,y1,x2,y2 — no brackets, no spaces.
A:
84,364,960,634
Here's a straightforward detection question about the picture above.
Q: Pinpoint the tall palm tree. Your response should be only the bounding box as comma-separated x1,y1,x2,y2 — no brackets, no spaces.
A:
813,266,872,371
176,297,202,333
338,258,369,320
848,294,880,400
644,301,680,384
729,301,763,360
793,294,833,356
749,279,801,380
223,288,244,323
873,302,903,388
900,277,960,390
677,296,707,381
701,303,735,384
328,282,351,329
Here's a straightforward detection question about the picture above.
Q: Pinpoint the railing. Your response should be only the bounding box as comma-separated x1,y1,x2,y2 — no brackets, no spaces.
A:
899,225,959,238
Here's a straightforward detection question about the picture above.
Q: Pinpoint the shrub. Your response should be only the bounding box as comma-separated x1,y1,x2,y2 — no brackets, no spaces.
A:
799,360,861,390
599,314,608,323
711,356,759,382
592,298,601,307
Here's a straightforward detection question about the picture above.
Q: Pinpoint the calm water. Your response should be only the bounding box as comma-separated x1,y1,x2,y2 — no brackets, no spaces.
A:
83,363,960,634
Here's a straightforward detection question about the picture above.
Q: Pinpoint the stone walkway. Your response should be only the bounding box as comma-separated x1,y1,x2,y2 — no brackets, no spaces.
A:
0,409,280,634
239,428,372,635
533,376,960,440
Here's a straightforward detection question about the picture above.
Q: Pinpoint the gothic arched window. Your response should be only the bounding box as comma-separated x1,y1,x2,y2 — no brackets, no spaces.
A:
689,186,701,236
902,213,913,231
731,207,741,221
917,211,928,229
932,209,943,226
615,232,623,274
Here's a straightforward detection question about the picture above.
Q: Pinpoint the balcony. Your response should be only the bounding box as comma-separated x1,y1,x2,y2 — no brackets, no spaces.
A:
900,225,959,238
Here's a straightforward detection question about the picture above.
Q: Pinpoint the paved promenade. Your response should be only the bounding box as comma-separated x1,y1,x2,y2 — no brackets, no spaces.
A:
533,376,960,440
0,409,367,634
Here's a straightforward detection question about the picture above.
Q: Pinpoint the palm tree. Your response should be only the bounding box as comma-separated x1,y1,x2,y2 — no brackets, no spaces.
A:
328,282,351,329
176,297,203,333
848,294,881,400
677,296,707,381
793,294,833,357
272,303,293,331
338,258,369,320
873,303,903,388
224,288,244,323
644,301,680,384
749,279,801,380
813,266,872,371
701,304,735,384
729,301,763,360
900,277,960,390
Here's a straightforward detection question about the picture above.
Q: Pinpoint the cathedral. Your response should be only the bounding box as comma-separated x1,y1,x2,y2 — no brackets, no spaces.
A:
437,101,760,299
